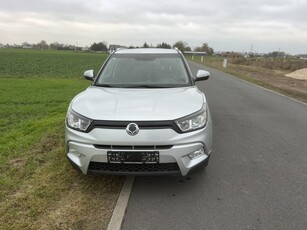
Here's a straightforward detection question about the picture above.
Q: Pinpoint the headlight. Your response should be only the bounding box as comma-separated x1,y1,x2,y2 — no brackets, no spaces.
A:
175,105,208,132
66,108,92,132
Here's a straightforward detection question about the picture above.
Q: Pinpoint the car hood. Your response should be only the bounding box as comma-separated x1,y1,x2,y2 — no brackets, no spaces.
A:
71,86,205,121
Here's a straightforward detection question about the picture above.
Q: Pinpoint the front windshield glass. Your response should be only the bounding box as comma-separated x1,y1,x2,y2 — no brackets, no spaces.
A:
95,53,191,88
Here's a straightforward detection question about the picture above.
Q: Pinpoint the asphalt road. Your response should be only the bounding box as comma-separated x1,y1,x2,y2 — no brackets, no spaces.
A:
121,61,307,230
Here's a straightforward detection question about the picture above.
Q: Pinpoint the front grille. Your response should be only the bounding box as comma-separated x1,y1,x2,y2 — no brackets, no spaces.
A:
86,120,182,133
88,162,180,175
93,145,173,150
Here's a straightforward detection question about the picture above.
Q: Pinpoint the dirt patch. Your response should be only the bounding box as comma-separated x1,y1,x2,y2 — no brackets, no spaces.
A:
35,175,123,230
285,68,307,81
10,158,27,169
30,133,62,154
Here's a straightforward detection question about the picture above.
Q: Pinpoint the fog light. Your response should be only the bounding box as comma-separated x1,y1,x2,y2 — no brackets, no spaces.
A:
188,148,205,160
70,149,82,158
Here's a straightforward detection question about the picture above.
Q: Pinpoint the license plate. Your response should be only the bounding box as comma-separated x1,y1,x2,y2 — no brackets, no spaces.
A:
107,151,159,164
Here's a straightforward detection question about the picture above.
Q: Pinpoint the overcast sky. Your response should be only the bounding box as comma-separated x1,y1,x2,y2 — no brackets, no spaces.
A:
0,0,306,54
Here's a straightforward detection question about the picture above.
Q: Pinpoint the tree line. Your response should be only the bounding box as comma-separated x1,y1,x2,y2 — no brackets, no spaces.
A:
4,40,215,55
92,41,215,55
5,40,86,51
134,41,214,55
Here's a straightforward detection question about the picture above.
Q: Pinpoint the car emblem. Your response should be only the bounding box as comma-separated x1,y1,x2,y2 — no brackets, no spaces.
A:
126,123,139,136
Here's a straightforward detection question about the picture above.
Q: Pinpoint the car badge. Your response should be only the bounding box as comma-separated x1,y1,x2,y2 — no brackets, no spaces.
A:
126,123,139,136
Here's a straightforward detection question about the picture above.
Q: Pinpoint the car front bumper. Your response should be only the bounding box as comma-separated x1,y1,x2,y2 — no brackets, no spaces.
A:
65,114,212,176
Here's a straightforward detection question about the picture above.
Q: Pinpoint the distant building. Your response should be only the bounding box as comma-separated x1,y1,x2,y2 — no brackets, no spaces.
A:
22,45,32,49
216,52,243,58
184,51,207,56
299,54,307,60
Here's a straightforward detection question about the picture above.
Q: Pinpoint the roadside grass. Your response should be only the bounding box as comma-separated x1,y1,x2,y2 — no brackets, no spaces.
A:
0,49,124,229
188,55,307,103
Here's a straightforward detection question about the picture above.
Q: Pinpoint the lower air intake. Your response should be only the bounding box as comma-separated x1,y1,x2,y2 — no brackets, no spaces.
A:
88,162,180,175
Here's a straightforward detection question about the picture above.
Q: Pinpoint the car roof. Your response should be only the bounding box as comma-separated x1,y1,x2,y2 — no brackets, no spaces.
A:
115,48,179,54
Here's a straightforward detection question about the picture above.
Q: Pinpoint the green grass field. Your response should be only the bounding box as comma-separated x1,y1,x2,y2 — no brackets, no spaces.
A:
0,49,124,229
0,48,104,77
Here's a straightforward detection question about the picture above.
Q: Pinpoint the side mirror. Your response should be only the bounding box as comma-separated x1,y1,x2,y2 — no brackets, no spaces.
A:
195,70,210,82
84,70,95,81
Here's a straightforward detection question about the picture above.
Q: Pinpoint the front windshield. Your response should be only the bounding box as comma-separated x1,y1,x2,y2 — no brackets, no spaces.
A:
95,53,192,88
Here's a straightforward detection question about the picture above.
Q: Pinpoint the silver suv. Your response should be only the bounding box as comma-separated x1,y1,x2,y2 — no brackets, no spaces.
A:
65,48,212,176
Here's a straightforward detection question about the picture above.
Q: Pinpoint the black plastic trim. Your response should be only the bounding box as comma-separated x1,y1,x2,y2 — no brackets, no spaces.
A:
87,120,182,133
93,145,173,150
87,162,181,176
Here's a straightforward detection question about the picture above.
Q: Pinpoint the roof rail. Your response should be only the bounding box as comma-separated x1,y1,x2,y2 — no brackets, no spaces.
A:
108,47,126,54
173,47,182,54
116,47,126,51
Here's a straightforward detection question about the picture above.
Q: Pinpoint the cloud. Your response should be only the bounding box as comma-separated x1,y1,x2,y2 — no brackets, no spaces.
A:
0,0,306,53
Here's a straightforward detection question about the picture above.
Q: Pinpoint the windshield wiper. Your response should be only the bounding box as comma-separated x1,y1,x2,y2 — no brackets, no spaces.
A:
95,84,118,88
95,84,176,88
122,85,173,88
